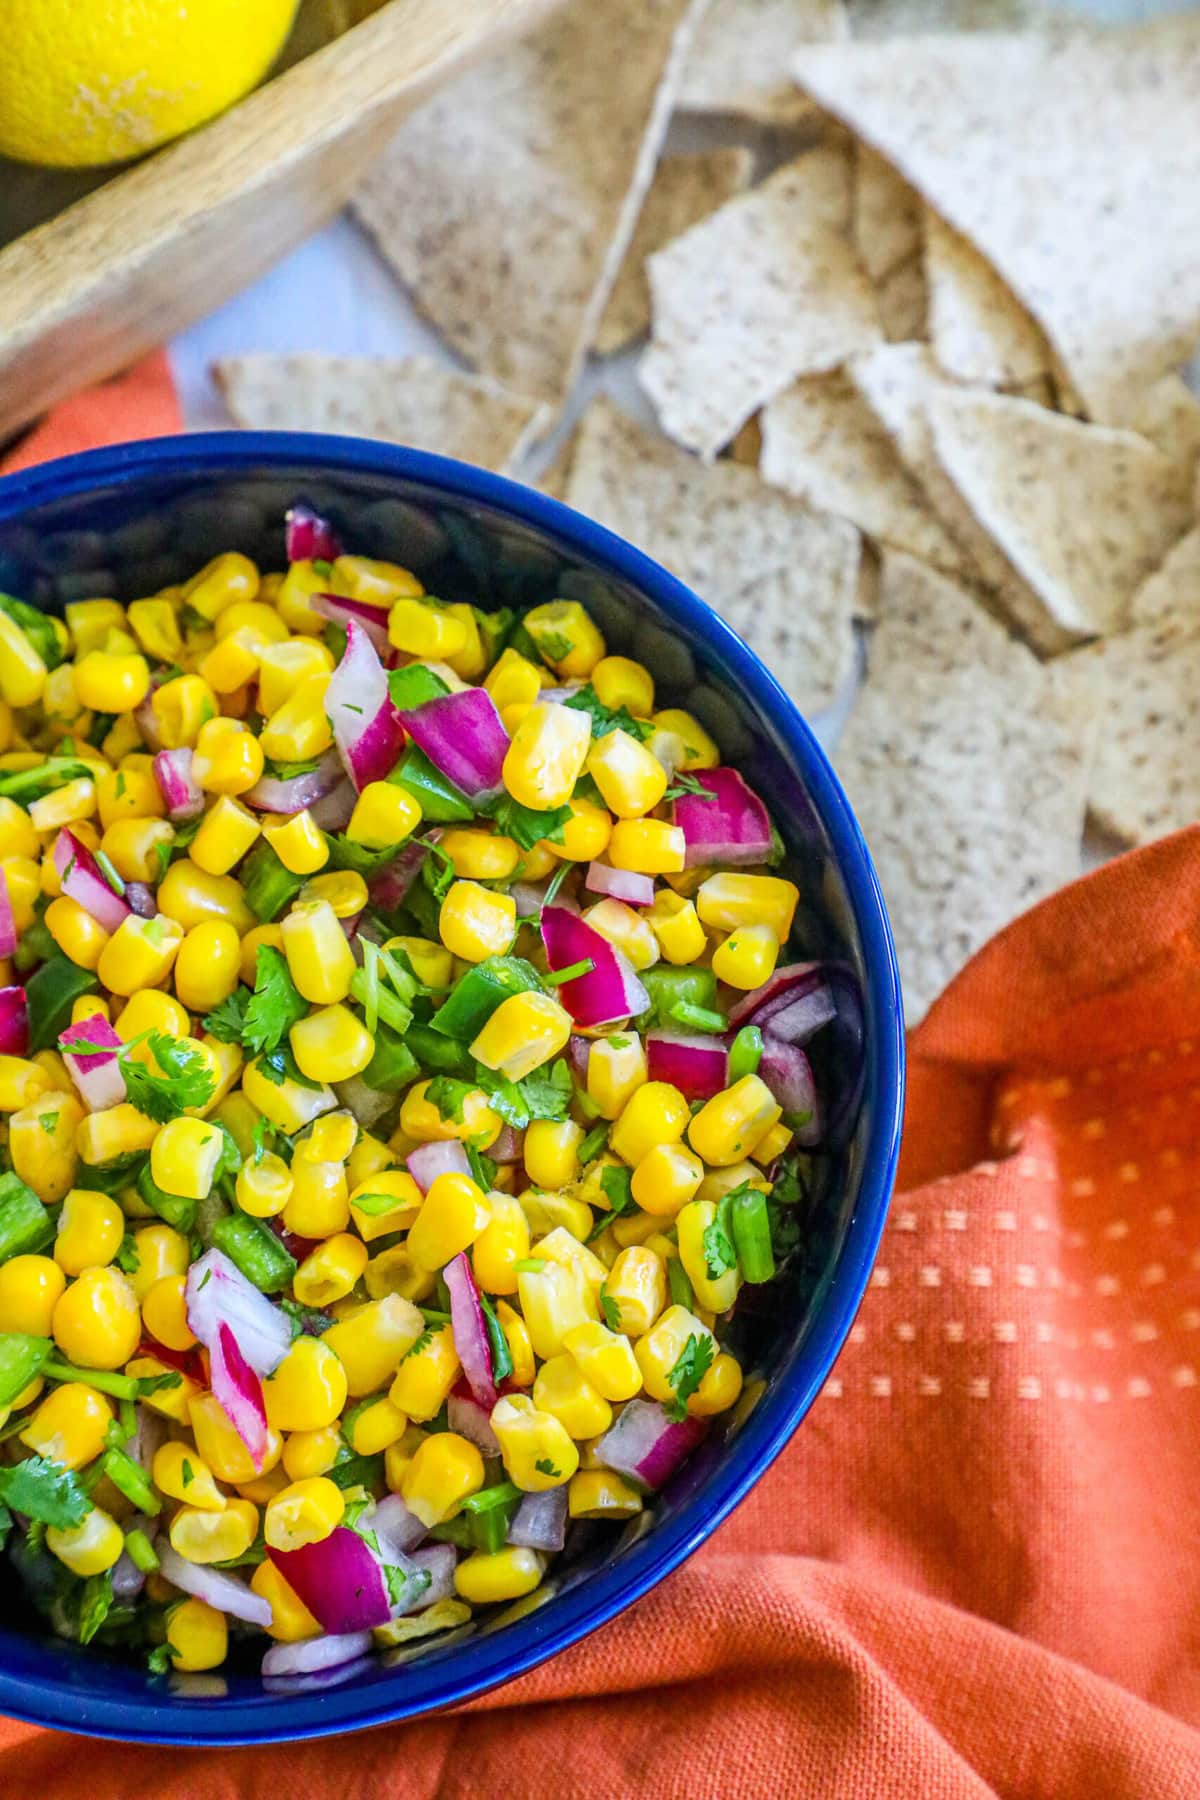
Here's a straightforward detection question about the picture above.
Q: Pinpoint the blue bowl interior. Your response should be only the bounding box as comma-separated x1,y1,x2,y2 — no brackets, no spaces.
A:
0,434,903,1744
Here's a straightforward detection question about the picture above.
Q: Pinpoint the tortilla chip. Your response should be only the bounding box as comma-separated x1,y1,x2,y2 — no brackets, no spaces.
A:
1127,375,1200,478
727,417,764,468
680,0,846,122
1129,526,1200,627
835,550,1092,1023
530,424,582,502
760,372,969,575
924,209,1050,388
214,354,548,473
564,398,862,714
595,148,753,356
352,0,703,403
1057,620,1200,847
847,344,1075,653
640,149,880,457
929,387,1193,638
852,145,921,284
796,19,1200,426
876,255,928,344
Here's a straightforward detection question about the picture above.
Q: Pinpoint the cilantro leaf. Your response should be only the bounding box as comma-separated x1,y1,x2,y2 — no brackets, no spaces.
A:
202,988,250,1045
388,665,450,711
404,1327,435,1360
485,793,572,852
664,773,716,801
147,1642,175,1675
663,1333,715,1422
599,1289,622,1332
77,1571,114,1646
425,1076,470,1125
121,1031,216,1123
115,1233,140,1274
384,1563,432,1609
563,686,653,742
534,630,573,665
0,1455,90,1529
279,1297,333,1339
38,1111,59,1137
599,1163,634,1219
517,1057,574,1123
243,945,308,1056
534,1457,562,1478
254,1043,322,1091
702,1219,737,1281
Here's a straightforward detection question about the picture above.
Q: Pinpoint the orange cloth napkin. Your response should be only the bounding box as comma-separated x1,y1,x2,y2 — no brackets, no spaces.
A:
2,369,1199,1795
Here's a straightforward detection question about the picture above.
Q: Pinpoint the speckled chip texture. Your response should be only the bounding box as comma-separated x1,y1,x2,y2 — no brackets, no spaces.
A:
1129,527,1200,628
760,373,969,576
795,18,1200,427
1057,621,1200,848
835,551,1093,1024
214,355,548,474
595,148,753,356
680,0,846,122
852,145,922,285
564,398,862,716
351,0,703,403
640,149,881,457
875,255,927,345
923,210,1050,389
929,387,1194,639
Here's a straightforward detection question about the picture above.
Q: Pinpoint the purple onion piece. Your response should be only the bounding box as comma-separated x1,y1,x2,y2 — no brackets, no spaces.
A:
261,1631,372,1679
507,1488,567,1552
285,501,341,564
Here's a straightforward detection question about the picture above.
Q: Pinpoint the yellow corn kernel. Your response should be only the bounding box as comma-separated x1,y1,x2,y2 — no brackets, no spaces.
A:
53,1187,123,1276
122,1355,197,1425
263,809,328,878
150,674,217,750
0,797,37,861
383,1423,428,1493
304,1111,357,1164
676,1198,740,1312
583,1035,645,1122
73,650,150,715
251,1558,322,1643
634,1304,717,1404
407,1171,491,1271
184,552,259,621
512,841,557,882
114,989,189,1042
51,1264,141,1368
190,717,265,798
631,1142,704,1219
689,1349,744,1417
651,708,719,769
153,1441,226,1511
274,562,327,635
349,1168,421,1242
502,702,591,812
259,674,333,764
562,1321,643,1403
234,1463,286,1507
234,1152,292,1221
517,1187,594,1243
0,1253,65,1335
96,817,172,885
695,871,798,942
544,795,612,865
610,1082,689,1167
0,1055,51,1113
470,991,571,1083
533,1226,607,1303
517,1260,592,1361
569,1468,644,1521
345,1392,409,1458
490,1393,579,1491
439,827,520,883
751,1120,793,1167
711,923,780,991
32,1050,70,1094
593,654,654,716
292,1232,369,1308
200,626,263,696
398,1078,503,1150
126,1224,189,1302
150,1116,225,1201
189,1392,282,1484
532,1352,613,1439
688,1074,782,1167
76,1103,159,1166
400,1430,484,1528
603,1246,667,1337
494,1299,534,1388
71,995,109,1029
300,868,369,921
173,918,241,1013
20,1380,111,1468
523,601,604,679
289,1004,373,1085
125,596,182,664
212,598,285,644
335,554,422,605
586,728,667,820
438,880,516,964
66,600,125,657
96,764,165,831
30,777,97,835
471,1190,531,1296
264,1336,349,1434
378,937,447,993
388,1323,460,1423
696,1162,769,1212
454,1545,544,1605
281,1153,349,1239
190,1034,241,1116
264,1476,344,1552
47,1505,124,1577
101,713,142,764
190,796,261,877
522,1118,583,1192
242,1057,336,1136
281,899,356,1004
607,819,685,875
170,1497,258,1564
161,853,257,931
141,1272,196,1353
485,647,542,713
156,1595,227,1671
281,1424,342,1483
645,889,706,965
582,898,658,972
364,1244,435,1305
2,856,40,933
10,1091,82,1204
323,1294,424,1396
254,636,332,713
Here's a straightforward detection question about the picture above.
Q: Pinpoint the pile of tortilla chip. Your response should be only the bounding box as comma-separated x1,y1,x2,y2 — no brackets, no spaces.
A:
215,0,1200,1025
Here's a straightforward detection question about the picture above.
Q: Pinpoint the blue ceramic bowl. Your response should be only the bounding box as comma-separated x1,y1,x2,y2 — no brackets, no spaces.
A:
0,433,902,1744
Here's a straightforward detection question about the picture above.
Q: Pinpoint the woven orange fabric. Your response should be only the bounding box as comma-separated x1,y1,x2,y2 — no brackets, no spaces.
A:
1,377,1198,1794
1,354,181,474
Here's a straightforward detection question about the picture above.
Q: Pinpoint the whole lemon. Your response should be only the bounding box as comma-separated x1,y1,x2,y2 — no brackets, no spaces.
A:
0,0,300,168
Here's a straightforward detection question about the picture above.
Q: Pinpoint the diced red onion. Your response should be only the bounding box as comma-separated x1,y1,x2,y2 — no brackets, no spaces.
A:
53,828,131,934
157,1541,273,1627
0,986,28,1056
728,963,835,1047
134,693,162,752
245,749,344,815
594,1399,708,1490
124,881,157,919
269,1527,393,1632
406,1139,471,1192
110,1546,146,1603
261,1631,372,1679
490,1124,524,1165
59,1014,126,1111
541,906,649,1029
509,880,547,918
369,837,429,912
507,1488,567,1552
672,768,772,869
444,1254,496,1410
127,1404,166,1472
263,1657,373,1696
538,684,583,704
208,1321,269,1470
371,1495,427,1559
565,1034,591,1085
584,862,655,907
447,1383,500,1456
758,1037,821,1146
0,872,16,959
185,1249,292,1375
312,591,391,654
152,749,204,821
645,1031,727,1100
310,777,357,831
394,686,509,805
327,620,407,791
406,1544,457,1610
285,501,341,564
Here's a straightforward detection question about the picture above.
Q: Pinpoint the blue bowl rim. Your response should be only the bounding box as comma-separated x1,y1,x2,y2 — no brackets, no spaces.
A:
0,431,904,1745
